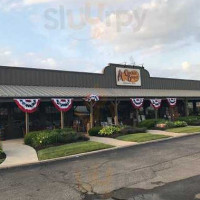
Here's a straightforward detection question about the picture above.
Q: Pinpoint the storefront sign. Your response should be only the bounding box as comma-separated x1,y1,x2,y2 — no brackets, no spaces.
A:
116,67,141,86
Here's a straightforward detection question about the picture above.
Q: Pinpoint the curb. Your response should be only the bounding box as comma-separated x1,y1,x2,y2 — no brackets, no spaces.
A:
0,132,199,171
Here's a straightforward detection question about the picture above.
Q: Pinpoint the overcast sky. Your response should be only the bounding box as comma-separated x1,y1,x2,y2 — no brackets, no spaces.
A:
0,0,200,79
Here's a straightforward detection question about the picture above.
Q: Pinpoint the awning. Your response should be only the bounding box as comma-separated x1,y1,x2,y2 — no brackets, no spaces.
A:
0,85,200,98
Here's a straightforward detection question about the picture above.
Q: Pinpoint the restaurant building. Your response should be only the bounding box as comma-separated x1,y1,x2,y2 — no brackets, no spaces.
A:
0,63,200,139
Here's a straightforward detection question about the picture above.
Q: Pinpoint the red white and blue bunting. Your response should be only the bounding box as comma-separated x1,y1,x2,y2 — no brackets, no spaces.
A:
14,99,40,113
150,99,162,110
85,94,100,102
52,99,73,112
167,98,177,107
130,98,144,109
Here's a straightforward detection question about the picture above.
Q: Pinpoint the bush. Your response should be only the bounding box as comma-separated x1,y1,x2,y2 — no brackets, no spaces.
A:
174,121,188,127
99,126,121,136
120,126,147,135
88,127,102,136
155,120,188,130
138,119,160,129
0,144,5,159
24,128,88,149
177,116,200,126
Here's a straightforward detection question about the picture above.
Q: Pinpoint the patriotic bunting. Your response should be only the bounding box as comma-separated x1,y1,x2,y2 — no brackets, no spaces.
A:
14,99,40,113
150,99,162,110
52,99,73,112
85,94,100,102
167,98,177,107
130,98,144,109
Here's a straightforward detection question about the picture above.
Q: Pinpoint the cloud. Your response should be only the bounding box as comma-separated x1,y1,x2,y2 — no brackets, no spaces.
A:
182,61,191,71
23,0,57,5
148,61,200,80
91,0,200,53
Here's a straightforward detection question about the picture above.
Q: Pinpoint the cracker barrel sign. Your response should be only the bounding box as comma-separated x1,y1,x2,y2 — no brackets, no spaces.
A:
116,67,141,86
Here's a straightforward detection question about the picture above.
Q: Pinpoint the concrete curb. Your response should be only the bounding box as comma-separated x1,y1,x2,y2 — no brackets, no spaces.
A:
0,132,199,171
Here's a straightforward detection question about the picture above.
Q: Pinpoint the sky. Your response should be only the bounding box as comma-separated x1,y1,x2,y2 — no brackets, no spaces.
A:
0,0,200,80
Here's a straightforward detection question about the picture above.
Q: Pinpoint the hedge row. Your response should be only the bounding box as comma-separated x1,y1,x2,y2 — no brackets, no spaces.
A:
138,119,188,129
24,128,89,149
177,116,200,126
88,126,147,137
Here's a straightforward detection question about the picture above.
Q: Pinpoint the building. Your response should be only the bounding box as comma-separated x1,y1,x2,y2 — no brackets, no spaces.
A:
0,63,200,139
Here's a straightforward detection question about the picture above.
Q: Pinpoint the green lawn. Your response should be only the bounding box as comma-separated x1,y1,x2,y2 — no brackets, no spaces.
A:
167,126,200,133
37,141,113,160
117,133,170,143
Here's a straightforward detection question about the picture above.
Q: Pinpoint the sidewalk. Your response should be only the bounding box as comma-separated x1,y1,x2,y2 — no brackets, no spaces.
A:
0,139,38,168
90,136,137,147
148,129,187,137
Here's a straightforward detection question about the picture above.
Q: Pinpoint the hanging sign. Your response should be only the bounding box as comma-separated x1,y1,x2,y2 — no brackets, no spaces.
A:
14,99,40,113
52,99,73,112
85,94,100,102
116,67,141,86
167,98,177,107
150,99,162,110
130,98,144,109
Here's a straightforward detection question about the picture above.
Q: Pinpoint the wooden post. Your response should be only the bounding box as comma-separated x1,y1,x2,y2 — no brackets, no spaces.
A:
61,111,64,129
136,109,139,125
25,112,29,135
90,101,94,128
193,101,197,115
111,99,119,126
184,98,189,116
155,109,158,120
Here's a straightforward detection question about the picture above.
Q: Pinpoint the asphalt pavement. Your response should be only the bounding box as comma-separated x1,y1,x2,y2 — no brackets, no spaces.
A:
1,135,200,200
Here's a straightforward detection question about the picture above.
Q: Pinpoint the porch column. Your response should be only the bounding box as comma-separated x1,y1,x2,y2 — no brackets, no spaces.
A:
155,109,158,120
89,101,96,129
193,100,197,115
184,98,189,116
133,109,139,127
111,99,120,126
61,111,64,129
25,112,29,134
90,102,93,128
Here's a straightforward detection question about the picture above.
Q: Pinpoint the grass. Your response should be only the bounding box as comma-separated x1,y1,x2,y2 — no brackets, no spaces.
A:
117,133,170,143
37,141,113,160
167,126,200,133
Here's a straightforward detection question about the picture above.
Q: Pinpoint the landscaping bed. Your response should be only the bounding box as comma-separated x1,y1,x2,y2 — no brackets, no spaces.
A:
24,128,89,150
24,128,113,161
138,119,188,130
37,141,113,160
167,126,200,133
117,133,170,143
88,126,147,138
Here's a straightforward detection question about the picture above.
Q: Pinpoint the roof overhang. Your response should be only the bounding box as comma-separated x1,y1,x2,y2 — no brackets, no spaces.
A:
0,85,200,99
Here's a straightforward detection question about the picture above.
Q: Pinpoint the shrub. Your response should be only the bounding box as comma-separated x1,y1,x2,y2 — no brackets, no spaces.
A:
155,120,188,130
174,121,188,127
120,126,147,135
0,144,5,159
99,126,121,136
24,129,88,149
88,127,102,136
138,119,160,129
177,116,200,126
